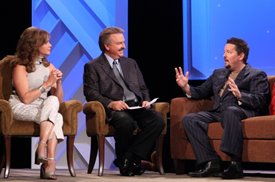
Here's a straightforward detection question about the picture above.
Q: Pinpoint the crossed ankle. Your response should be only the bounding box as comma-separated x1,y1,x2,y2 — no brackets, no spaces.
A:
39,140,47,145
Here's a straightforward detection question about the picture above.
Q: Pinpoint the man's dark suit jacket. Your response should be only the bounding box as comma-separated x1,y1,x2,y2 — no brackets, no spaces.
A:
83,53,151,119
189,65,270,117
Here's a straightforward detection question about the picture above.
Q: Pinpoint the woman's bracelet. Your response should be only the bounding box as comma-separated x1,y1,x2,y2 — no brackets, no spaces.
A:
38,85,47,93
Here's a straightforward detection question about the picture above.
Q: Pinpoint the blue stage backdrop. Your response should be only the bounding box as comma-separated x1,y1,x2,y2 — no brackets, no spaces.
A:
183,0,275,80
32,0,128,169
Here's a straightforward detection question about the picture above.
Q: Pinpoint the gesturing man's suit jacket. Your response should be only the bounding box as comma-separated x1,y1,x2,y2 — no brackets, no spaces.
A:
189,65,270,117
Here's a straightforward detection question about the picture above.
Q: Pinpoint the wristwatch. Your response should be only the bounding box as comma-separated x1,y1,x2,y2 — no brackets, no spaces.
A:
39,85,47,93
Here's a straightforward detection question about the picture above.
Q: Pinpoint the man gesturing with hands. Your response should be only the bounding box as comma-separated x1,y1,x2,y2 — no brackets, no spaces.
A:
175,37,270,179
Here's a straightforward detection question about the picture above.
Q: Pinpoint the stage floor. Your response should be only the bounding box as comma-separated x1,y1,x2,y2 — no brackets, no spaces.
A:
2,169,275,182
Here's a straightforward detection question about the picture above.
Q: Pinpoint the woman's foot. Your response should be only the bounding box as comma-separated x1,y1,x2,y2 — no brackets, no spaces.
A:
35,141,47,165
40,158,57,180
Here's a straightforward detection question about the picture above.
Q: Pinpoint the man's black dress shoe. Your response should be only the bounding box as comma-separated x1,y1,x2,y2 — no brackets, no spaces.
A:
132,161,145,175
188,160,221,177
119,158,135,176
115,157,145,176
221,161,243,179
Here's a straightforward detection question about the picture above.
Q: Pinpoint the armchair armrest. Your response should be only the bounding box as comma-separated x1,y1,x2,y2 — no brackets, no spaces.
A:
170,97,213,141
152,102,170,134
0,99,13,135
170,97,213,120
83,101,108,136
59,100,82,135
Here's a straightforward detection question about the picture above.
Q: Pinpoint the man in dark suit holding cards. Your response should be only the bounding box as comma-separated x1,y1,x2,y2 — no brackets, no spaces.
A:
83,26,163,176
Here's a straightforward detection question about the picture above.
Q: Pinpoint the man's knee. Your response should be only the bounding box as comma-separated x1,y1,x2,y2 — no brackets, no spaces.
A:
222,106,244,120
46,96,59,107
112,112,136,131
182,113,196,127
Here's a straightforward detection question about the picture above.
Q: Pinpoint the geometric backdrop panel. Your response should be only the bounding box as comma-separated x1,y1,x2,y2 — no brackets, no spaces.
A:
183,0,275,80
32,0,128,169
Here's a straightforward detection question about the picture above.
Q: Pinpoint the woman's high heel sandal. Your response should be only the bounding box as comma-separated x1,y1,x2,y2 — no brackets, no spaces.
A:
40,158,57,180
35,141,47,165
40,163,46,179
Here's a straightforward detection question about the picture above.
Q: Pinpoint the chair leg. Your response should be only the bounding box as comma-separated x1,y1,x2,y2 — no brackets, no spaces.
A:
173,159,186,175
66,135,76,177
87,136,98,174
97,135,105,176
0,155,3,175
156,134,165,175
4,135,11,178
0,140,5,175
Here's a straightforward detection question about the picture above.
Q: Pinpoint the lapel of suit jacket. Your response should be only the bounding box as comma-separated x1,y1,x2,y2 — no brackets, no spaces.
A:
217,69,231,95
117,58,128,83
100,54,122,85
221,65,249,97
234,64,249,86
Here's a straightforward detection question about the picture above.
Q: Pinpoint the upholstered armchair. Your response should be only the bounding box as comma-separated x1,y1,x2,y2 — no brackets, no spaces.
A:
83,100,169,176
0,55,82,178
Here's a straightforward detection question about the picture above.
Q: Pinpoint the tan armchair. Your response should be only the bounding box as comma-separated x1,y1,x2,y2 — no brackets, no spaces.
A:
83,101,169,176
0,55,82,178
170,76,275,174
